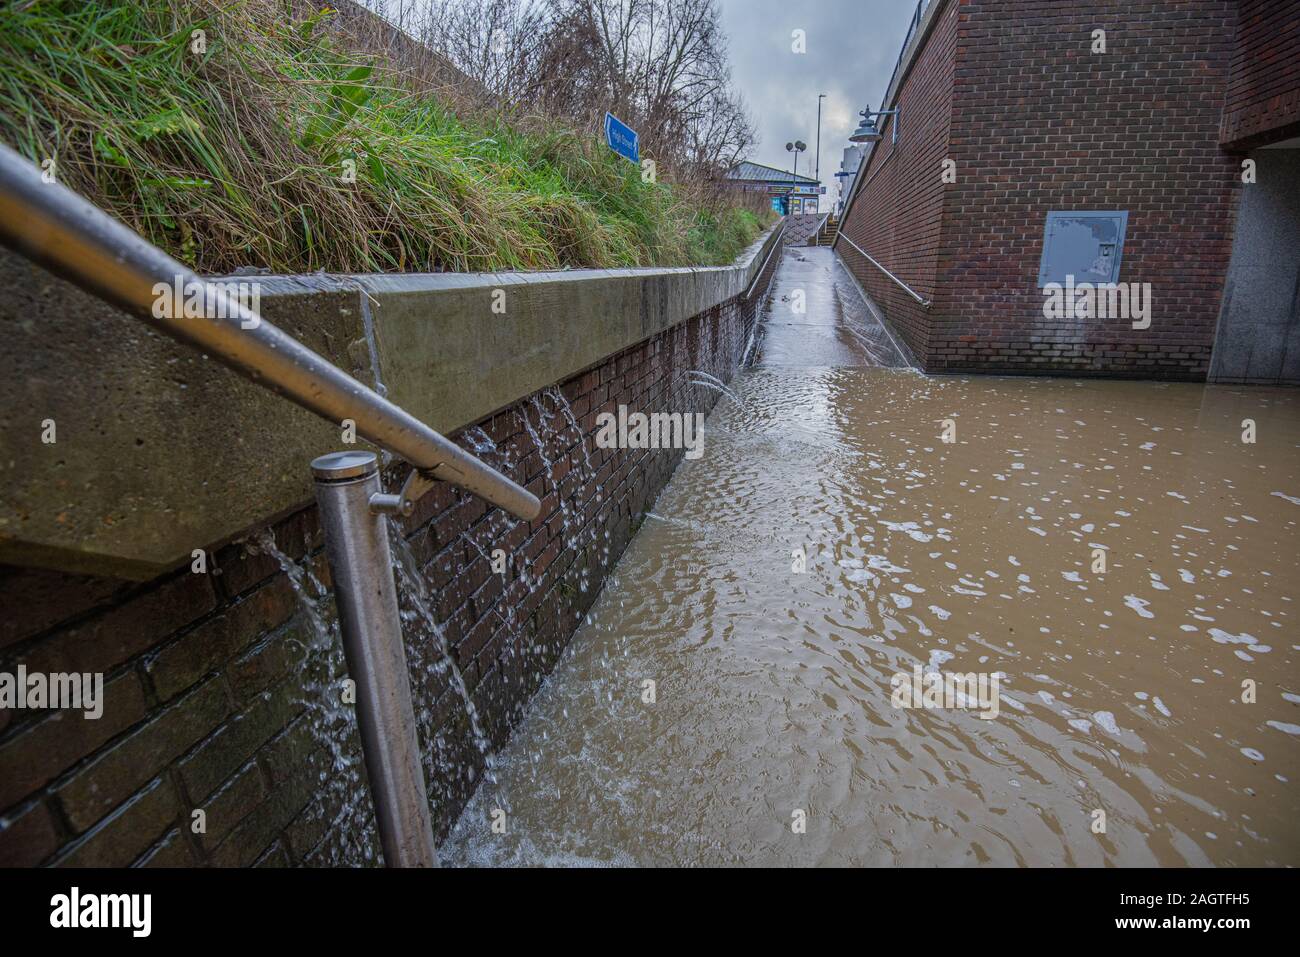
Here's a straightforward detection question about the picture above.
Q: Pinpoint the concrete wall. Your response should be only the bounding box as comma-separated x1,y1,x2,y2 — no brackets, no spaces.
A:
0,232,777,580
838,0,1244,380
0,229,783,866
1209,148,1300,384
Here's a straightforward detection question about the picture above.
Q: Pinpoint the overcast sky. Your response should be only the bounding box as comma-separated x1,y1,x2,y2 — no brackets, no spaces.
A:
718,0,920,195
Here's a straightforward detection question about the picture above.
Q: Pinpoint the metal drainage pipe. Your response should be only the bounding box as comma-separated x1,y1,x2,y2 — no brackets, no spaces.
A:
313,451,438,868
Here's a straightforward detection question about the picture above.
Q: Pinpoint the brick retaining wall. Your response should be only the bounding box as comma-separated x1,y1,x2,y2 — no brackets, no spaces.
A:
1220,0,1300,149
838,0,1243,380
0,246,781,866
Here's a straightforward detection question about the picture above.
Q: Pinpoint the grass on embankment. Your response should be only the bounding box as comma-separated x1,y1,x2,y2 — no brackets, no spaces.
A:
0,0,767,275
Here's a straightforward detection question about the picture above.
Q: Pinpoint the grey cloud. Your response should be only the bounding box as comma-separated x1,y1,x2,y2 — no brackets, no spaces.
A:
718,0,919,205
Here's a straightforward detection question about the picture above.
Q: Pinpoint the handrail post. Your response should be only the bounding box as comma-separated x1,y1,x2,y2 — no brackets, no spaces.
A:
312,451,439,868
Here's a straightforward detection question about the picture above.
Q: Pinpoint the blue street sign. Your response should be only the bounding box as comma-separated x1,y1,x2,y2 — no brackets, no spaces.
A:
604,112,639,164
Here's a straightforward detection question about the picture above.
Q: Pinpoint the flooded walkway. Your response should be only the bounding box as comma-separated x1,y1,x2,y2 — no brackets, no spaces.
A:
442,246,1300,866
751,246,909,369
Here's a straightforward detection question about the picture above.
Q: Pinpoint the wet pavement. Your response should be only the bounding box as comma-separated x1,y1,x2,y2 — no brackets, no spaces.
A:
442,246,1300,867
751,246,909,369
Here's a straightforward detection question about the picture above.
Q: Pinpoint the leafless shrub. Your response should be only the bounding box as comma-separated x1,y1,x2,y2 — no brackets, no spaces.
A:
363,0,757,197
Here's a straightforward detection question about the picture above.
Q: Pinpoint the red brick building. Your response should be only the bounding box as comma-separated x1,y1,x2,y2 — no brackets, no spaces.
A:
837,0,1300,382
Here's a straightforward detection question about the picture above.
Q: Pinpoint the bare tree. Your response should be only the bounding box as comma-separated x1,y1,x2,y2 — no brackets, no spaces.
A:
541,0,754,177
359,0,756,182
375,0,548,101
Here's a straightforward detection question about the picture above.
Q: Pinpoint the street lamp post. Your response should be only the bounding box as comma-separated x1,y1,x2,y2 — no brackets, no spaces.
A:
815,93,826,212
785,140,806,214
786,140,804,179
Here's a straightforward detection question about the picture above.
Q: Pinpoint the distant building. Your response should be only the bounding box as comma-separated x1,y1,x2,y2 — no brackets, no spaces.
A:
834,146,865,217
724,161,824,215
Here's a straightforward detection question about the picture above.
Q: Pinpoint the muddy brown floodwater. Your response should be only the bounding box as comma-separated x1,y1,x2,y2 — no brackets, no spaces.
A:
443,247,1300,866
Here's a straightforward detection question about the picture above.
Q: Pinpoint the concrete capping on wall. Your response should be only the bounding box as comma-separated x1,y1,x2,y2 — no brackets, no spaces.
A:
0,225,782,580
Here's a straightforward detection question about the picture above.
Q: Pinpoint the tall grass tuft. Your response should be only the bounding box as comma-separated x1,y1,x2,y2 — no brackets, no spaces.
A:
0,0,770,275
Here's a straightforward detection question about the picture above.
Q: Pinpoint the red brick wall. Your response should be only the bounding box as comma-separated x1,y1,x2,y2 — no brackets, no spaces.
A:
1220,0,1300,148
837,0,959,362
0,253,778,866
839,0,1243,379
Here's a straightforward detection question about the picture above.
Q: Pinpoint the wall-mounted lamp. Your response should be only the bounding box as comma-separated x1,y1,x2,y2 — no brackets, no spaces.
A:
850,106,900,145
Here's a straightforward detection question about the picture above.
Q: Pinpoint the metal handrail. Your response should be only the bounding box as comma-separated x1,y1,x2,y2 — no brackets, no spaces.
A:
816,211,845,245
743,220,786,300
836,232,932,308
0,144,540,522
0,142,550,870
812,211,831,244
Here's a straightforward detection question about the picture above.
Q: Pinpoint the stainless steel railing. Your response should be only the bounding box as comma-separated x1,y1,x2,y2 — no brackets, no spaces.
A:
0,144,540,523
0,143,548,868
836,232,932,308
